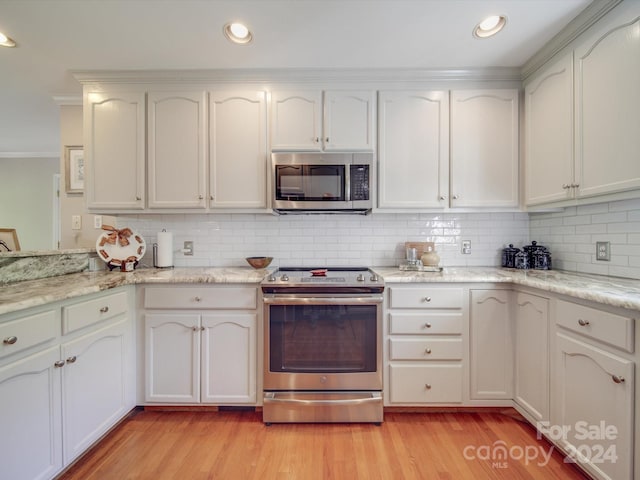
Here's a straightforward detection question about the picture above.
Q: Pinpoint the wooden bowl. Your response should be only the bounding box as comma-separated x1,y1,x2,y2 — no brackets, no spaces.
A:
245,256,273,269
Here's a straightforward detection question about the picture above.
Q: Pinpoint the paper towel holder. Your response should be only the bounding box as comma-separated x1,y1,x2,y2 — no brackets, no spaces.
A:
153,229,174,269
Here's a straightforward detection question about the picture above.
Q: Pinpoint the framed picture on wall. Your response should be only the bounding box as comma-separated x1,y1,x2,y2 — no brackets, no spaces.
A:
65,145,84,194
0,228,20,252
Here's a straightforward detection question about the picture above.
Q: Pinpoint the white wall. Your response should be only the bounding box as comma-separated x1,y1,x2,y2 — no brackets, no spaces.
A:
117,211,530,269
0,157,59,250
530,198,640,280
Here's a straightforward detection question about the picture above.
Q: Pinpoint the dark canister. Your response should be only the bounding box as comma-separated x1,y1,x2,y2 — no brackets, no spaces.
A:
501,244,520,268
533,250,552,270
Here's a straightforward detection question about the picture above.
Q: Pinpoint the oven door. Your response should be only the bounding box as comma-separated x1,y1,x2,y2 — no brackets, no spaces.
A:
263,294,383,391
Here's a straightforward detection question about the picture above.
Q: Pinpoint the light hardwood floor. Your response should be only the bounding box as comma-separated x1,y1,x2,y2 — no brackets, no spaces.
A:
58,409,591,480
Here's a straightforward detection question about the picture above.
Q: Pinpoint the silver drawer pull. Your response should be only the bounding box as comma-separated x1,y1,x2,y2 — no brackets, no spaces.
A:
3,336,17,345
577,318,590,326
425,384,432,390
612,375,625,384
425,348,432,354
423,297,432,302
424,323,432,329
66,356,77,364
54,360,65,368
99,306,109,313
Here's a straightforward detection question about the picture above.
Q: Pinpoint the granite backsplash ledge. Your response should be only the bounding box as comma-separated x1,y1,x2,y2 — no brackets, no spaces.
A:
0,249,93,285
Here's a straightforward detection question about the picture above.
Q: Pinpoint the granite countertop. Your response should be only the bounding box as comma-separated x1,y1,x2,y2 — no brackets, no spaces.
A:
1,266,639,316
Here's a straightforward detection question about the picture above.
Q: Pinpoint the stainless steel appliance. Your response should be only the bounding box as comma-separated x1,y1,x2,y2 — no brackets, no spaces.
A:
271,152,373,214
262,267,384,424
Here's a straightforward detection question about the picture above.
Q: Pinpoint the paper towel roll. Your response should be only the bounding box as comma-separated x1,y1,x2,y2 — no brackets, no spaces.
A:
156,231,173,267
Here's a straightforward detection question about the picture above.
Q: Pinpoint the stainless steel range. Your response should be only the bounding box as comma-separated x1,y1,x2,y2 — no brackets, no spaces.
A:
261,267,384,424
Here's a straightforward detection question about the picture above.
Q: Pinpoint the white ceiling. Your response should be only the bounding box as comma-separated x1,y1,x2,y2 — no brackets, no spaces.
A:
0,0,592,156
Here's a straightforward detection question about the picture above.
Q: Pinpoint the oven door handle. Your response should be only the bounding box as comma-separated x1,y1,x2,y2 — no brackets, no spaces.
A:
263,295,383,305
264,392,382,406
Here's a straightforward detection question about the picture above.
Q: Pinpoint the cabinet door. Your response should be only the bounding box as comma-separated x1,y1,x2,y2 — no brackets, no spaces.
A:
271,91,322,151
378,91,449,208
145,313,200,403
0,347,62,480
61,319,132,464
210,91,268,208
469,289,513,399
323,90,375,151
85,91,145,209
575,4,640,198
525,53,575,205
450,90,519,208
514,292,549,423
201,313,256,404
553,333,634,480
148,91,207,208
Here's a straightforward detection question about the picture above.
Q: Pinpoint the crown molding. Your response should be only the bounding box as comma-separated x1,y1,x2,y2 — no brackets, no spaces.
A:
72,67,523,86
0,152,59,158
52,95,82,106
521,0,623,80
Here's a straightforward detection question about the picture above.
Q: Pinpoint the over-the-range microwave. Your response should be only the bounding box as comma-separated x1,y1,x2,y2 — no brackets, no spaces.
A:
271,152,373,214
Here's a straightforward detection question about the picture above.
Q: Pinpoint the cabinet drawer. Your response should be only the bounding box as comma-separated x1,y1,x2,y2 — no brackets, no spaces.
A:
389,287,463,309
389,313,463,335
144,286,257,310
556,300,634,353
389,364,463,403
63,291,128,335
0,310,58,358
389,338,463,360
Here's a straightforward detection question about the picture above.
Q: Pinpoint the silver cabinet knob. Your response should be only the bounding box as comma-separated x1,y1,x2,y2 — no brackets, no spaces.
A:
99,306,109,313
66,356,77,364
439,195,446,201
210,195,214,200
194,296,202,302
425,348,432,354
578,318,590,326
423,297,432,302
314,137,320,143
3,336,17,345
54,360,65,368
425,384,432,390
424,322,432,329
453,194,459,200
571,183,580,188
198,194,204,200
192,326,199,331
562,184,571,189
136,196,142,201
200,326,205,331
612,375,625,384
325,137,330,143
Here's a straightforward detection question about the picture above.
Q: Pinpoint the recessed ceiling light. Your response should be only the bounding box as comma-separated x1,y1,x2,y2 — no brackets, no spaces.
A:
223,22,253,45
473,15,507,39
0,31,16,48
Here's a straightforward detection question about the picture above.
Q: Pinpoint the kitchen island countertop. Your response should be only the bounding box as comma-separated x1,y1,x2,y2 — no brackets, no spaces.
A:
1,266,639,316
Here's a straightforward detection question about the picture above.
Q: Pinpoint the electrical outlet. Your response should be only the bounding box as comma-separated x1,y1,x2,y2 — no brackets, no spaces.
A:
71,215,82,230
93,215,103,229
183,241,194,256
596,241,610,261
462,240,471,254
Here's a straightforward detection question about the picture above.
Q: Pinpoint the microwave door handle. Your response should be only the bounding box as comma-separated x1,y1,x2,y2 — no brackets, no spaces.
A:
345,164,351,202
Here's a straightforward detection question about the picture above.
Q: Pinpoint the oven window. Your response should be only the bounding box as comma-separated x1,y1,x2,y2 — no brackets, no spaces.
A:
275,165,345,201
268,304,377,373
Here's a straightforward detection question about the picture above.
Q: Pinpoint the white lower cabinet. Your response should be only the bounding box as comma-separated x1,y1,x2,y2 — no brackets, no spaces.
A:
385,285,466,405
469,289,513,399
61,320,132,463
514,292,549,424
552,299,635,480
0,287,135,480
0,347,62,480
143,285,258,405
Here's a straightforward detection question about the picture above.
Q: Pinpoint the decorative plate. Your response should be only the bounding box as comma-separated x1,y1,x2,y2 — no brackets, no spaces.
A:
95,226,146,267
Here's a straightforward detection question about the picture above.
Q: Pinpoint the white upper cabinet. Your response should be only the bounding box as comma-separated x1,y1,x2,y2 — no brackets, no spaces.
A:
450,90,519,208
377,91,449,209
271,90,375,151
85,92,146,210
147,91,207,209
574,4,640,198
525,53,574,206
209,91,268,208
